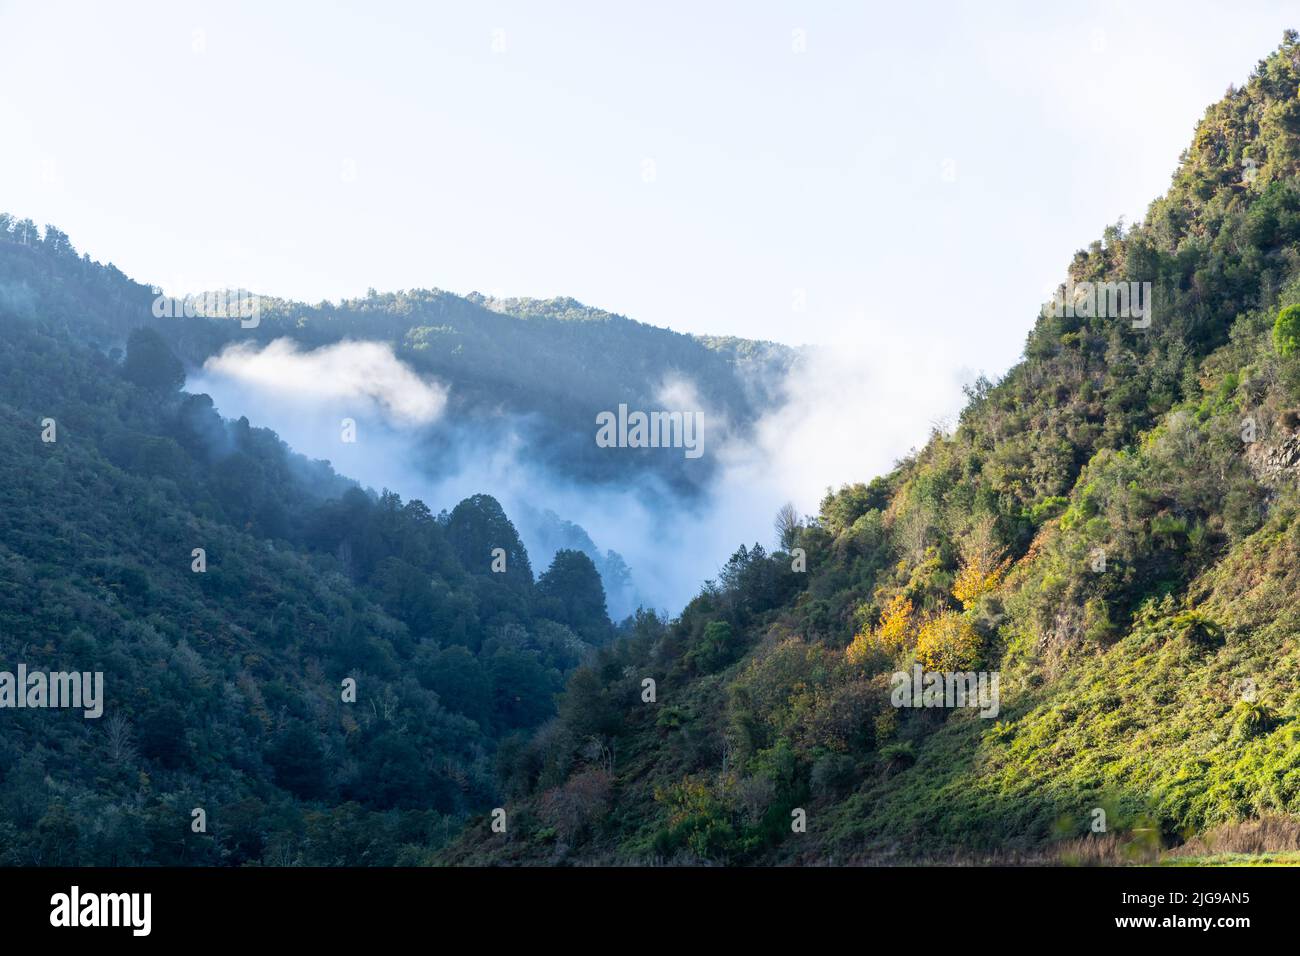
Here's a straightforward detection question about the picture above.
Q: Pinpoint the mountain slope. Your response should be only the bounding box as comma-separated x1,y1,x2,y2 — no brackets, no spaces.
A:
440,32,1300,865
0,264,638,864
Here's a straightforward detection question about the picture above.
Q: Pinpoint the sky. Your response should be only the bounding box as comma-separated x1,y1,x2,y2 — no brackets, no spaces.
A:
1,0,1294,371
4,1,1297,611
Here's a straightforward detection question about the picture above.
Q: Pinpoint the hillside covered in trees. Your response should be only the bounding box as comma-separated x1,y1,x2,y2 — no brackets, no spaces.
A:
440,32,1300,865
0,226,796,618
7,33,1300,868
0,244,639,863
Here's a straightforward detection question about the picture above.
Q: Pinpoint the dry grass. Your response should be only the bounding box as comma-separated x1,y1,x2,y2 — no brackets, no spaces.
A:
1050,832,1161,866
1169,814,1300,858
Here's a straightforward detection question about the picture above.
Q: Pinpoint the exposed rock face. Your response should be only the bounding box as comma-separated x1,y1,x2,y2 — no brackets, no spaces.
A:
1246,427,1300,483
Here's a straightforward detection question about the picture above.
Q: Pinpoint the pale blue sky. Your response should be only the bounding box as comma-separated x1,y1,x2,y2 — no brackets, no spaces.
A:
1,0,1293,382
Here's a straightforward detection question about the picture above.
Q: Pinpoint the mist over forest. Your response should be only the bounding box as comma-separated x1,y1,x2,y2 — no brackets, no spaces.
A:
180,289,967,617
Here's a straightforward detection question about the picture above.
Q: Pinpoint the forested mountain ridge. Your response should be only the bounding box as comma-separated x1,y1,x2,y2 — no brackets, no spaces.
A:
0,230,796,496
440,33,1300,865
0,243,641,862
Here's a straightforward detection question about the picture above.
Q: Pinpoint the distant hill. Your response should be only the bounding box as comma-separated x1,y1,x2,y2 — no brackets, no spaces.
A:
0,236,796,495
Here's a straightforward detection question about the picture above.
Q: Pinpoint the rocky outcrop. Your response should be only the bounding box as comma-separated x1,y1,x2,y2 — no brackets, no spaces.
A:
1246,427,1300,483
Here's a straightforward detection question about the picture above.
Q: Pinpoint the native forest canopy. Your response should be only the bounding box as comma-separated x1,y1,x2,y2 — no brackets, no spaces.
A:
6,34,1300,866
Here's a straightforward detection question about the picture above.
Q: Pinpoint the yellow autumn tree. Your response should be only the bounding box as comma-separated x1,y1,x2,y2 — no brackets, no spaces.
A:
844,631,872,666
952,515,1010,609
951,552,1010,608
914,611,981,671
846,593,913,665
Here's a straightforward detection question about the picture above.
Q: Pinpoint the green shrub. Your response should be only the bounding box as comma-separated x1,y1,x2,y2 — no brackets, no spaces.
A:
684,620,735,673
1171,610,1223,650
811,753,857,796
1273,303,1300,356
1029,496,1069,524
878,742,915,775
1232,699,1278,740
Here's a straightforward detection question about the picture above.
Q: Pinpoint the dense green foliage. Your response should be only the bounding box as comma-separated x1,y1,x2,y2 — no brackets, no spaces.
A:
1275,302,1300,356
0,250,626,863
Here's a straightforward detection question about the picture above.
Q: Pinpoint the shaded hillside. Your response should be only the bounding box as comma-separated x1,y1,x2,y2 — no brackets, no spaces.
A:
441,32,1300,865
0,282,624,863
